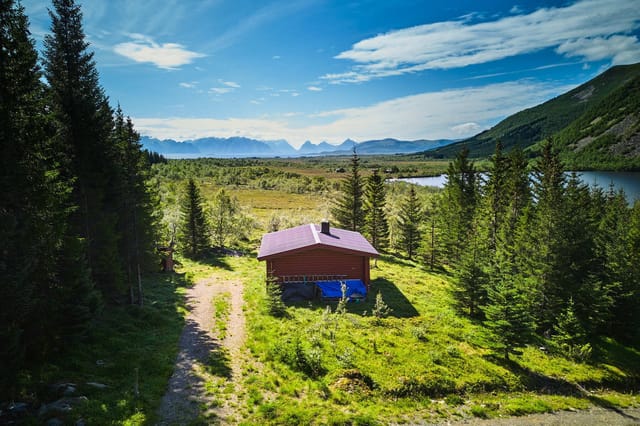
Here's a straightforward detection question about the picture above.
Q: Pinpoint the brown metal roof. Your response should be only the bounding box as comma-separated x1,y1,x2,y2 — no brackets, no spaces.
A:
257,223,379,260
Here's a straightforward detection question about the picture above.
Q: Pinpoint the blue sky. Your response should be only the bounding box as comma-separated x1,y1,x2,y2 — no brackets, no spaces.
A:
22,0,640,148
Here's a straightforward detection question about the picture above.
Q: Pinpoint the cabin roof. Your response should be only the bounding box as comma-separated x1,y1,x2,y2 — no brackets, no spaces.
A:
257,223,379,260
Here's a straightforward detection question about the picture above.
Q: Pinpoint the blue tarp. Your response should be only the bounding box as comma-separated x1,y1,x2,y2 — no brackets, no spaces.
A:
316,279,367,300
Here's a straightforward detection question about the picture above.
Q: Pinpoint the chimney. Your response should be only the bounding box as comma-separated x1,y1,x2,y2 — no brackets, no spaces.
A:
320,220,330,235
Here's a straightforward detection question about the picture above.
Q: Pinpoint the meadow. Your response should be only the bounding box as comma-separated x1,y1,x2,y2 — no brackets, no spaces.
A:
18,157,639,424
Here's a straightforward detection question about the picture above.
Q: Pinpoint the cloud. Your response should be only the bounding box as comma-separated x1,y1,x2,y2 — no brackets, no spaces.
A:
307,86,323,91
179,82,197,89
208,80,241,95
451,122,482,135
134,79,573,148
220,80,241,88
209,87,233,95
323,0,640,83
113,34,205,69
556,35,640,65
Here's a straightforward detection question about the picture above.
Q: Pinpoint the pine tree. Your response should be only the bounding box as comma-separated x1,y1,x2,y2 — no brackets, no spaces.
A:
179,179,210,257
528,139,566,332
398,186,422,260
483,141,509,255
595,188,635,340
484,274,534,360
332,148,364,231
0,0,97,394
43,0,125,296
438,148,478,265
364,169,389,251
113,107,158,305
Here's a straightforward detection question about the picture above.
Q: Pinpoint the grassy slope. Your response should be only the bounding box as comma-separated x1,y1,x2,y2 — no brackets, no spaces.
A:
236,255,639,424
429,63,640,159
24,251,637,424
18,273,190,424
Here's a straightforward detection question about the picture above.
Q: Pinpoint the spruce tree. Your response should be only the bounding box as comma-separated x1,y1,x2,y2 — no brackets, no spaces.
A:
398,186,422,260
43,0,125,296
179,179,210,257
113,108,158,305
528,140,566,332
483,141,509,255
332,148,364,231
364,169,389,251
0,0,97,393
439,148,478,265
595,188,635,340
484,274,534,360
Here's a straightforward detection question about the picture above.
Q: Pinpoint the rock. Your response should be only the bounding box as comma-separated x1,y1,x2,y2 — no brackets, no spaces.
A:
39,397,88,418
7,402,29,414
46,417,65,426
49,382,77,397
76,418,87,426
86,382,108,389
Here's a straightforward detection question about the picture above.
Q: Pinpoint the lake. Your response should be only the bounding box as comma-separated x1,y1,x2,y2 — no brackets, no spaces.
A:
393,171,640,204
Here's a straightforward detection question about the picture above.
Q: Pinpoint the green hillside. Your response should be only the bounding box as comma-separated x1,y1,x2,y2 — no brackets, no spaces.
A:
428,63,640,160
544,73,640,170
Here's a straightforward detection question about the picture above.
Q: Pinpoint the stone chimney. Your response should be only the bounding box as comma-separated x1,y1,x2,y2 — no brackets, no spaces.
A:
320,220,330,235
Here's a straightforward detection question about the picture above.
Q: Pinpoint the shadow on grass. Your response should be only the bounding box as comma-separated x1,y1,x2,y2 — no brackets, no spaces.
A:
486,354,640,420
294,277,420,318
369,278,420,318
177,318,232,379
191,249,235,271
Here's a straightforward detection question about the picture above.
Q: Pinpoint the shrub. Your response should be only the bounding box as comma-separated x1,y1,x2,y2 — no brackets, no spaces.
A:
265,275,286,317
272,335,326,378
372,292,392,319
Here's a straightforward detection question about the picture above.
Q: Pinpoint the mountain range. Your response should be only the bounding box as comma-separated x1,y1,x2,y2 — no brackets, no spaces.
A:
428,63,640,169
140,136,455,158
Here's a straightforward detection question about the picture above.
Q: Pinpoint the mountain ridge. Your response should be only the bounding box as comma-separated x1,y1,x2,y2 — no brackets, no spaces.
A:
427,63,640,164
141,136,456,158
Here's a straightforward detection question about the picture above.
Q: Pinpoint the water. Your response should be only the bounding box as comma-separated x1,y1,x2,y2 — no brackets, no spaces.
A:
394,171,640,204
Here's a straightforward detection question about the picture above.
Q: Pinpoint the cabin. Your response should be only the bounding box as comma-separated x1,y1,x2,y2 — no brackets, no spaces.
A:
257,221,379,301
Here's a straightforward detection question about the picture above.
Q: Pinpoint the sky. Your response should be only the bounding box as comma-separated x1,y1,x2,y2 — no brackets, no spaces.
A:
21,0,640,148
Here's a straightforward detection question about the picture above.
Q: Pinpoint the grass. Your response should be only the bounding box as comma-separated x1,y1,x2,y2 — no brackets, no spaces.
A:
20,168,639,424
213,292,231,339
232,254,639,424
19,272,191,424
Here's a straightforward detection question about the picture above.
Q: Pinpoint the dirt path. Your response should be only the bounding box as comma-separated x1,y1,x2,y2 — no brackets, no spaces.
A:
156,276,246,425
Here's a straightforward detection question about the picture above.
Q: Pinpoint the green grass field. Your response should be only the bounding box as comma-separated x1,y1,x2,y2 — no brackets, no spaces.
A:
175,254,639,425
19,158,639,424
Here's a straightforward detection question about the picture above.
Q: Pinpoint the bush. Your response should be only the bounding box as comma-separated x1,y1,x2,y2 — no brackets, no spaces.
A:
372,292,392,319
272,335,326,378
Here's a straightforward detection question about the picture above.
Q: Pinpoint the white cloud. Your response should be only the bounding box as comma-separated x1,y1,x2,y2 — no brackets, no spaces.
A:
209,87,233,95
220,80,241,88
307,86,323,91
179,82,197,89
556,35,640,65
114,34,205,69
324,0,640,83
451,122,482,136
135,79,573,148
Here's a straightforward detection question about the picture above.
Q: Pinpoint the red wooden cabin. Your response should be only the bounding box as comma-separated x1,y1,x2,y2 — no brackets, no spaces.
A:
257,221,379,300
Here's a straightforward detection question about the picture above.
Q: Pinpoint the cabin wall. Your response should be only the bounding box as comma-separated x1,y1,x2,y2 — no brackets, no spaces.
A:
266,248,370,286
